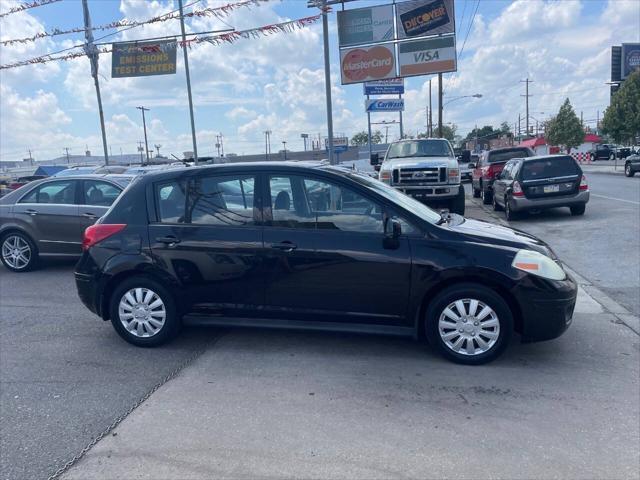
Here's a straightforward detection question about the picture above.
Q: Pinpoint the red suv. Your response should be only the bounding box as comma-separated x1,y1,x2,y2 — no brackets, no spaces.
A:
471,147,534,204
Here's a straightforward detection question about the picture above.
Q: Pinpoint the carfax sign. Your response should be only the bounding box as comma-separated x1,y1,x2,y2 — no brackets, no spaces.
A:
337,5,394,47
111,40,177,78
395,0,455,39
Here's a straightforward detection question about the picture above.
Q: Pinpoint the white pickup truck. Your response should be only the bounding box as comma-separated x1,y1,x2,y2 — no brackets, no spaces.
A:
370,138,465,215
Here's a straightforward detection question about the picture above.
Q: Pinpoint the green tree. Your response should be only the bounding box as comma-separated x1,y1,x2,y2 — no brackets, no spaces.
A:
545,98,584,153
419,124,457,142
601,70,640,144
350,130,382,146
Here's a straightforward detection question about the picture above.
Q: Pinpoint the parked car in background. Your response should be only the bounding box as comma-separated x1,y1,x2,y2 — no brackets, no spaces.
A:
0,174,133,272
457,150,474,182
492,155,589,220
94,165,129,174
7,175,47,190
614,146,632,160
589,144,616,161
371,138,465,215
53,166,100,177
624,154,640,177
471,146,535,204
75,162,577,365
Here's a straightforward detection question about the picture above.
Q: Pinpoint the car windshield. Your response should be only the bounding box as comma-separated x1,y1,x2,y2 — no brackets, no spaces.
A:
488,149,531,163
521,157,580,180
387,140,453,159
342,170,442,224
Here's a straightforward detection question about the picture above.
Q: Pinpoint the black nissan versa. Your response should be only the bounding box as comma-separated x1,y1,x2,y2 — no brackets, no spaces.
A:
75,162,577,365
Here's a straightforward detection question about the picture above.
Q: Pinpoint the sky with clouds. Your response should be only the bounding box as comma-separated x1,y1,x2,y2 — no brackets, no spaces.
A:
0,0,638,162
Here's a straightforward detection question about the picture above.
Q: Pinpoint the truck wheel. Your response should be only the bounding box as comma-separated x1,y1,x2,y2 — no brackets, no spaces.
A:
450,188,465,215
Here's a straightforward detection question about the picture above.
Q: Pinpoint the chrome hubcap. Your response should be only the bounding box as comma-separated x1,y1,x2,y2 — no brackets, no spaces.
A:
2,235,31,269
118,288,166,338
438,299,500,356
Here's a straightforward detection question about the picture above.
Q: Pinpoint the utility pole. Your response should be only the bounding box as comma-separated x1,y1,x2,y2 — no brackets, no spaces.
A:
219,133,224,157
580,111,584,128
64,148,71,164
27,149,33,166
215,135,221,158
81,0,108,165
520,78,533,137
438,73,443,138
321,2,335,164
596,110,600,134
518,114,521,142
429,79,433,137
178,0,198,165
384,125,390,144
137,141,144,164
264,130,272,160
154,144,162,157
474,124,478,152
136,106,150,161
282,141,287,160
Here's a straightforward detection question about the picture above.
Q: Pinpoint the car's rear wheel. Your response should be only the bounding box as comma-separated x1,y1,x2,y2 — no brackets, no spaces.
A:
625,163,635,177
0,232,38,272
609,153,615,161
472,184,481,198
505,198,518,221
425,283,513,365
590,153,595,162
109,276,180,347
570,204,586,216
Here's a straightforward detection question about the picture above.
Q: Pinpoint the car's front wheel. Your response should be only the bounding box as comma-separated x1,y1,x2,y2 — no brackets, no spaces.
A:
0,232,38,272
425,283,513,365
449,187,465,215
625,163,635,177
109,276,181,347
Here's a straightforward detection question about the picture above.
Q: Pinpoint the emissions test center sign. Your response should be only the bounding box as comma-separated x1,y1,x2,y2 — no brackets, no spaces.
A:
112,40,177,78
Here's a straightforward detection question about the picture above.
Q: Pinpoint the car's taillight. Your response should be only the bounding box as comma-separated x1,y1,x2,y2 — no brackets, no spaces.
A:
579,174,588,191
82,224,126,251
512,181,524,197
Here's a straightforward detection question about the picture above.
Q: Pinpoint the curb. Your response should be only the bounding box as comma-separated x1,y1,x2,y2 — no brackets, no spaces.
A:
466,196,640,336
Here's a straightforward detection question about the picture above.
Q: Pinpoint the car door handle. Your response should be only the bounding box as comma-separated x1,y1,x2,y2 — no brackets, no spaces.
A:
82,212,97,219
155,235,181,245
271,241,297,252
25,209,38,216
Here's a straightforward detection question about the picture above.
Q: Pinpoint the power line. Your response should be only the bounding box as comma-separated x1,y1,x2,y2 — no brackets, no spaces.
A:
0,0,61,19
443,0,480,95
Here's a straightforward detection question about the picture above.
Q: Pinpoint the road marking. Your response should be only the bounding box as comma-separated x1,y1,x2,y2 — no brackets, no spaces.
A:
591,194,640,205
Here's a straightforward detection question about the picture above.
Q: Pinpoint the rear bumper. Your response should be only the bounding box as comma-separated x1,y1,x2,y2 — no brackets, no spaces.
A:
75,271,101,316
515,273,577,342
511,190,589,211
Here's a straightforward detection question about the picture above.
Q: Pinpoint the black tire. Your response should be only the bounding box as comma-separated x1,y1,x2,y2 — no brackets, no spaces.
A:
625,163,635,177
492,193,503,211
472,185,481,198
590,153,595,162
570,204,586,216
481,185,492,205
609,153,615,161
425,283,513,365
0,231,39,272
450,187,465,215
505,198,518,221
109,275,181,347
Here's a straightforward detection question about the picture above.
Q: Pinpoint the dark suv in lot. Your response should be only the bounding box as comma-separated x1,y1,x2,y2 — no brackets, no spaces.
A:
589,144,615,161
492,155,590,220
75,162,577,365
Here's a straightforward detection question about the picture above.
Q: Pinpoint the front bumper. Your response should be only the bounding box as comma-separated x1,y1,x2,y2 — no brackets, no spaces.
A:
394,184,460,201
511,190,590,211
514,272,577,342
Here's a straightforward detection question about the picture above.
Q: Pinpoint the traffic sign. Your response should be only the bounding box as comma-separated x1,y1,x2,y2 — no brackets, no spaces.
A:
325,137,349,153
365,99,405,112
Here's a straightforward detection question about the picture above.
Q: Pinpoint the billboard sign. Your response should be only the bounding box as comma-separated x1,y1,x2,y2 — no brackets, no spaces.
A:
325,137,349,153
363,78,405,95
365,99,405,112
111,40,177,78
340,43,396,85
395,0,455,39
398,35,456,77
621,43,640,79
337,5,394,47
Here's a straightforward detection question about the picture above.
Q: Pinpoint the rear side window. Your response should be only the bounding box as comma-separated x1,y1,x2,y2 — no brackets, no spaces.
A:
488,149,531,163
521,157,580,180
188,175,256,226
156,181,187,223
19,180,76,205
83,180,121,206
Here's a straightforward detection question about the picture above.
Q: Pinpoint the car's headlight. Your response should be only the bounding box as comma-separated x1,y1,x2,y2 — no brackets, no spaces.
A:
448,168,460,184
512,249,566,281
379,170,391,184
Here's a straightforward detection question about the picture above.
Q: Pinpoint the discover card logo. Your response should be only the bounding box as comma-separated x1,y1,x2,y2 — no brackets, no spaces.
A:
400,0,451,37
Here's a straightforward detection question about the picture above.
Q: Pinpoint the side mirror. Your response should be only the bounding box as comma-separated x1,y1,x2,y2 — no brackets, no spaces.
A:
468,162,477,169
370,153,380,166
374,165,381,172
384,217,401,243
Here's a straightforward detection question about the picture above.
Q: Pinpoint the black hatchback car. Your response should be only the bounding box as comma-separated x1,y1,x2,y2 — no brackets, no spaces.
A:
75,162,577,365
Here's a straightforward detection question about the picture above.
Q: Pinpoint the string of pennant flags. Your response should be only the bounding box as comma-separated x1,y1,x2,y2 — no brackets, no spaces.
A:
0,13,324,70
0,0,61,19
1,0,268,46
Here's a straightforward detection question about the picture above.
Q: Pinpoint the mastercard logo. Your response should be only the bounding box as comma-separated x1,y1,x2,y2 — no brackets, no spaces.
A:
341,46,394,82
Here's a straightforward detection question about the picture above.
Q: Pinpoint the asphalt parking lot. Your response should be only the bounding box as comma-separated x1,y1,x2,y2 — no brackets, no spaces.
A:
1,172,639,480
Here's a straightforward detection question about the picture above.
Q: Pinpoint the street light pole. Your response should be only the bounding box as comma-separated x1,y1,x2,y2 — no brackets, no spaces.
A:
178,0,199,165
438,73,443,138
321,2,335,164
136,106,150,161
